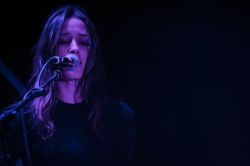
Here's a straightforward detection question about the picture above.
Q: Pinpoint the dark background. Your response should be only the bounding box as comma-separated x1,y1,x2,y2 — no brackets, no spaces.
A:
0,0,250,165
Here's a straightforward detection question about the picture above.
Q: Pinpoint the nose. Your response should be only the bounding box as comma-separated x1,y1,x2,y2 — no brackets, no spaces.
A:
68,39,79,54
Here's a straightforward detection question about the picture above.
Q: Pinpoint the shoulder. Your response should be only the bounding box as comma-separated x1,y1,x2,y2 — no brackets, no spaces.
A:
104,98,135,119
99,98,135,128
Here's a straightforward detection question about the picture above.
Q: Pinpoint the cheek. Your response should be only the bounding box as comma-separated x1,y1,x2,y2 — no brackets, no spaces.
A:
80,53,89,65
57,47,68,56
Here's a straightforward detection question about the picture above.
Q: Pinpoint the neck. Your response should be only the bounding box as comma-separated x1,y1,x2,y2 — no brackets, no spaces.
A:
56,81,83,104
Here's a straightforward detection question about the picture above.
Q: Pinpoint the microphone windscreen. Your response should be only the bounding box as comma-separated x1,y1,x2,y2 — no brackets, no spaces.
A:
65,54,80,71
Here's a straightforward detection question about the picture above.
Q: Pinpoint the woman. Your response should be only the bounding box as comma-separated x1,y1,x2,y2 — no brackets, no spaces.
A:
6,5,135,166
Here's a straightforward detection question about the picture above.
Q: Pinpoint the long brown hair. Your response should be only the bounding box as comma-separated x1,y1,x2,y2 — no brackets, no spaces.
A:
29,5,106,139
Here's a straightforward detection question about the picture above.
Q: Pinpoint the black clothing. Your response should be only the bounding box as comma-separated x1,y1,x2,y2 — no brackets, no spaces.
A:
5,99,135,166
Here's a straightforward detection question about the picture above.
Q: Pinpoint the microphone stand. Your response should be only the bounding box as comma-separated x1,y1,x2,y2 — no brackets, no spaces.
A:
0,70,61,165
0,70,61,125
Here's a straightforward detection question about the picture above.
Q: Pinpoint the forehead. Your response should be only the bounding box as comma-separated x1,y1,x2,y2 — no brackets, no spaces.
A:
61,17,88,34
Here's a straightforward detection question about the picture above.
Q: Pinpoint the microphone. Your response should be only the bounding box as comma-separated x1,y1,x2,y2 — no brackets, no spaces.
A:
52,54,80,71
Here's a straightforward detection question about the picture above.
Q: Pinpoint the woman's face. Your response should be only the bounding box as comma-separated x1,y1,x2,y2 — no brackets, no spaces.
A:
57,17,90,81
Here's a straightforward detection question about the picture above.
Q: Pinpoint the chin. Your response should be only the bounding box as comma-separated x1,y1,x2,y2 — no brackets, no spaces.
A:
61,73,83,81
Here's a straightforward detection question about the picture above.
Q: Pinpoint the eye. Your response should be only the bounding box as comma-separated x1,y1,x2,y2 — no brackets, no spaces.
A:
79,40,90,46
58,38,71,45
